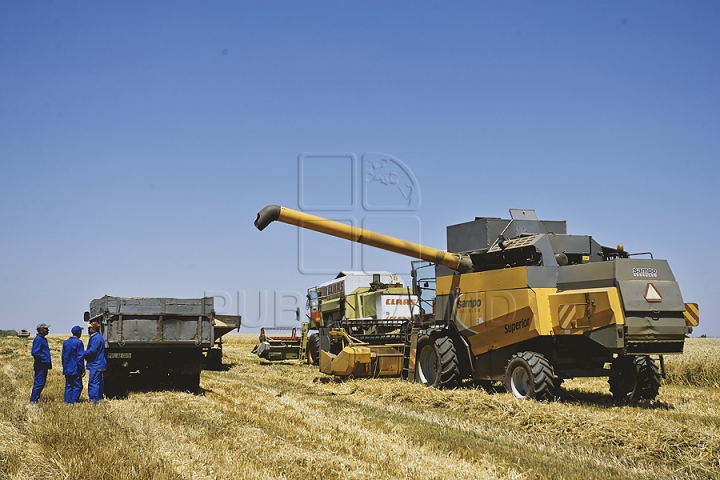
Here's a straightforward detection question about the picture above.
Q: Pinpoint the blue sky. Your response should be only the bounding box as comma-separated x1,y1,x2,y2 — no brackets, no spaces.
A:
1,1,718,336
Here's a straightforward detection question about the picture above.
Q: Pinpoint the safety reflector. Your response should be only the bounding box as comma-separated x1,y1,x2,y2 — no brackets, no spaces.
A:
644,283,662,303
558,304,577,329
684,303,699,326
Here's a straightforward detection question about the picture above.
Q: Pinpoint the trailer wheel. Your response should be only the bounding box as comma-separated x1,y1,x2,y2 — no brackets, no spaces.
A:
609,355,660,401
205,348,222,371
504,352,555,401
415,334,461,389
177,373,201,394
306,333,320,366
104,374,128,399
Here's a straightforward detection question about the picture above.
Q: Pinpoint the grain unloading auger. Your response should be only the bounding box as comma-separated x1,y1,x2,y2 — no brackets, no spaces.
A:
255,205,698,401
255,205,474,272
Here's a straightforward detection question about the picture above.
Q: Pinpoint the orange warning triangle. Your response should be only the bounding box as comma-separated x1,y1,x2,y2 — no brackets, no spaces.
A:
644,283,662,303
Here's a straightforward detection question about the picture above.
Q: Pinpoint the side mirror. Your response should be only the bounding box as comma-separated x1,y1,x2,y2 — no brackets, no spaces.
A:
83,311,90,323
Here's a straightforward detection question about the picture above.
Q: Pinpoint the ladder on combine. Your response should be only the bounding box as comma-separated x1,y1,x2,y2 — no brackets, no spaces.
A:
298,322,310,363
401,327,419,381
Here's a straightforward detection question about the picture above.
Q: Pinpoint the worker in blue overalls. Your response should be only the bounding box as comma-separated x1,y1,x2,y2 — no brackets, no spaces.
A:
62,325,85,404
83,321,107,402
30,323,52,403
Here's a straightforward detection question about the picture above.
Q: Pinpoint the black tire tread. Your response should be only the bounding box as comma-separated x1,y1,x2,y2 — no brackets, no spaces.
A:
434,335,461,389
505,351,556,401
636,356,661,400
608,355,661,401
307,333,320,366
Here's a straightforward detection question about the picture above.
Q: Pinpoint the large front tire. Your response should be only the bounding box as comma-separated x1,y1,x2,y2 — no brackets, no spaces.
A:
415,334,461,389
609,355,661,401
306,333,320,366
504,351,556,401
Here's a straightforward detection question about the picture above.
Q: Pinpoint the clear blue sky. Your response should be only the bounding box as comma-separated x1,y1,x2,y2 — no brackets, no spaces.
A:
1,1,718,336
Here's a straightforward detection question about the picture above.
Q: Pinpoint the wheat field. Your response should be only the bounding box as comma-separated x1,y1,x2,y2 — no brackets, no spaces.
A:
1,334,718,480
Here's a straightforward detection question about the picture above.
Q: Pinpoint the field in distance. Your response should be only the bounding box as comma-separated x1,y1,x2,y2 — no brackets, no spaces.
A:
0,334,718,479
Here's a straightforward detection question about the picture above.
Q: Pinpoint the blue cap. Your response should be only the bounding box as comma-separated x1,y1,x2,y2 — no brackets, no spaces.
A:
71,325,84,334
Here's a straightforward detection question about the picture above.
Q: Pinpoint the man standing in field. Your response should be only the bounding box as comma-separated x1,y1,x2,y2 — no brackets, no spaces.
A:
61,326,85,404
83,321,107,402
30,323,52,404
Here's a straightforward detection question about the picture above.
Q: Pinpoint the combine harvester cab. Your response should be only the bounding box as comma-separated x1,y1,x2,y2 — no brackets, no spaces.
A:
255,205,697,401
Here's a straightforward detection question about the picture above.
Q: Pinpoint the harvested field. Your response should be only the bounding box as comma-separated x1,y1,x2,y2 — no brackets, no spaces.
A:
1,334,718,479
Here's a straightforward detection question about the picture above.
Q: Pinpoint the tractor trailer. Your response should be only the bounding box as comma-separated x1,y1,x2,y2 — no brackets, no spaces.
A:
85,296,241,396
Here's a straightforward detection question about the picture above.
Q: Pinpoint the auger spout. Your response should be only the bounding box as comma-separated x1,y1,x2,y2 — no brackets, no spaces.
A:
254,205,474,273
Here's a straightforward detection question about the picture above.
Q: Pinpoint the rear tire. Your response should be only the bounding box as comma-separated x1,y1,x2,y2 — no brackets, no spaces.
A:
504,351,555,401
306,333,320,366
177,373,201,394
205,348,222,371
415,334,461,389
636,356,661,400
104,373,128,399
609,355,660,401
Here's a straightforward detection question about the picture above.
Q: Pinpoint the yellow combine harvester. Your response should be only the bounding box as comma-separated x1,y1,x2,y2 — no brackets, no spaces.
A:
255,205,698,401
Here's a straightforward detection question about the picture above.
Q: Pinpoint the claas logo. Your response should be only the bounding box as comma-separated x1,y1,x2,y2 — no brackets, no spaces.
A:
385,299,416,305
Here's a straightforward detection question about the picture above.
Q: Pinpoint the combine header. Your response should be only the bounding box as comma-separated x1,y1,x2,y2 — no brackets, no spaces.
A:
252,327,302,361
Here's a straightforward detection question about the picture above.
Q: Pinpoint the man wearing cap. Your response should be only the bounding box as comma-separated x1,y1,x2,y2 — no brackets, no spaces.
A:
30,323,52,403
61,326,85,404
83,321,107,402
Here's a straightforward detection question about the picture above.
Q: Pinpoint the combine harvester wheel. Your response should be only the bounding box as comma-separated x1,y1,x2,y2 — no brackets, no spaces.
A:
609,355,661,401
415,334,461,389
504,351,555,401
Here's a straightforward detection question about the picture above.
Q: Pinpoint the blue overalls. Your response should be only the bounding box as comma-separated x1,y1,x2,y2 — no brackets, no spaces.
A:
30,333,52,403
84,332,108,402
62,335,85,403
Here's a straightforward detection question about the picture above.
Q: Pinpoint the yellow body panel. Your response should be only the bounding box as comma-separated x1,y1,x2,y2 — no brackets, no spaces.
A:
547,287,625,336
454,287,556,357
438,268,625,357
320,347,372,376
437,268,533,294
